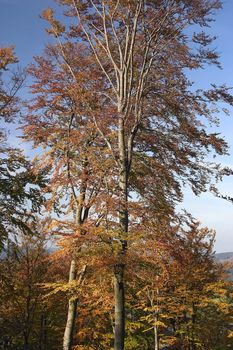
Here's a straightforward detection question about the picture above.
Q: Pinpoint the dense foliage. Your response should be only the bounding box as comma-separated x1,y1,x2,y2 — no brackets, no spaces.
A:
0,1,233,350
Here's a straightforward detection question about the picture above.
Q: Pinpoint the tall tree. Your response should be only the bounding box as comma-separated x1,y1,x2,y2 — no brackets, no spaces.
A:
24,1,233,348
24,42,116,349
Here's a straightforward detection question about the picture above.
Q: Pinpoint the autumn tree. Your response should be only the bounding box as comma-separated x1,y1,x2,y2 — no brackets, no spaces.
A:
0,231,48,349
0,47,46,250
24,42,117,350
122,219,233,350
22,1,233,349
0,46,24,122
160,223,233,350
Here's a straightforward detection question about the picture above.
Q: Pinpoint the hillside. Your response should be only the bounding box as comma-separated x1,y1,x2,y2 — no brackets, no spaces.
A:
215,252,233,280
215,252,233,261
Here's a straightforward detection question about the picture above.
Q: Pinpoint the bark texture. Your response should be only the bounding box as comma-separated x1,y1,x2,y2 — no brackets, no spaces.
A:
63,177,87,350
113,124,128,350
154,318,159,350
114,264,125,350
63,259,78,350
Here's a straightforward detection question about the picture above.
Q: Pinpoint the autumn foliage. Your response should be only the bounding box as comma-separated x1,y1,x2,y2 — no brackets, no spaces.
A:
0,1,233,350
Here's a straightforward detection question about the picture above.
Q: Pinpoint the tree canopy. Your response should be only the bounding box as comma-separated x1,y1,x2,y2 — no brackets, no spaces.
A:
0,1,233,350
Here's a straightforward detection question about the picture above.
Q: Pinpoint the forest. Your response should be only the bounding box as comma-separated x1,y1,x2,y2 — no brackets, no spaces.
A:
0,1,233,349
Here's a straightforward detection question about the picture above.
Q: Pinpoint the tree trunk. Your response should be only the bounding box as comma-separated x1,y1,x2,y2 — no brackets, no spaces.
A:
63,259,77,350
39,311,47,350
147,285,160,350
63,173,87,350
63,261,87,350
23,331,30,350
154,318,159,350
114,120,128,350
114,264,125,350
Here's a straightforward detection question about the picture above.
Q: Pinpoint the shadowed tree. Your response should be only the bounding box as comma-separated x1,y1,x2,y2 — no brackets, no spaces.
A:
0,47,46,250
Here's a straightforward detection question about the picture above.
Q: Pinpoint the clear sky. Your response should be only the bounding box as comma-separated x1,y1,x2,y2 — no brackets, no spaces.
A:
0,0,232,252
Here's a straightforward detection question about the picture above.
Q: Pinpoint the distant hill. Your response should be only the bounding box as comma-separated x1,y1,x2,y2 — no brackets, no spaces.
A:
215,252,233,261
215,252,233,281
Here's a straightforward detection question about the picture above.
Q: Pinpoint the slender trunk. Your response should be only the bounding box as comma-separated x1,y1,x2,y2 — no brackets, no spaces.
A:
114,119,128,350
63,169,87,350
23,332,30,350
63,259,77,350
154,317,159,350
114,264,125,350
39,311,47,350
148,284,160,350
154,283,160,350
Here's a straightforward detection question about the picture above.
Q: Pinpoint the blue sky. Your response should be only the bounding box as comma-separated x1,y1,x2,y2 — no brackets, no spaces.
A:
0,0,232,252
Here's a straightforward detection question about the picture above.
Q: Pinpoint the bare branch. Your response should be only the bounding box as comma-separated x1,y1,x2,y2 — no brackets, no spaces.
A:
92,115,118,165
72,0,117,94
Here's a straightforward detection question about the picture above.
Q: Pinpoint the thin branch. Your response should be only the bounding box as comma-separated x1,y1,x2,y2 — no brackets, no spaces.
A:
90,0,103,19
66,113,79,208
72,0,117,94
102,1,121,73
92,115,118,165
